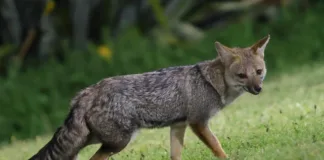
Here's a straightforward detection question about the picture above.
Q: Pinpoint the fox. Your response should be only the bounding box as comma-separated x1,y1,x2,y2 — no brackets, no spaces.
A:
29,35,270,160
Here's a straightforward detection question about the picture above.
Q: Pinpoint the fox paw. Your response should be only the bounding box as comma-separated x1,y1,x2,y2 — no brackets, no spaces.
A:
215,153,228,159
219,154,228,159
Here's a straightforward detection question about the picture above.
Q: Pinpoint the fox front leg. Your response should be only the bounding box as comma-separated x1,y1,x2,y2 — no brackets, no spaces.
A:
190,123,227,159
170,124,187,160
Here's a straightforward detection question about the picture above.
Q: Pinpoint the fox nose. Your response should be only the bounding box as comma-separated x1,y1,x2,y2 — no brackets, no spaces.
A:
254,86,262,93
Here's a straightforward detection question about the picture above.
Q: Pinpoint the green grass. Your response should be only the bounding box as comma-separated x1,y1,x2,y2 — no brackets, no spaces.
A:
1,63,323,160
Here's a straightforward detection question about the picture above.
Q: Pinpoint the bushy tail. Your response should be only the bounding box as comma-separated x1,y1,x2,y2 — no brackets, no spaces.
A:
29,109,89,160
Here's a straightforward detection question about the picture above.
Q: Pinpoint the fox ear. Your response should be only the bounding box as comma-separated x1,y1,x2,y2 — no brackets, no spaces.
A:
251,34,270,57
215,41,237,65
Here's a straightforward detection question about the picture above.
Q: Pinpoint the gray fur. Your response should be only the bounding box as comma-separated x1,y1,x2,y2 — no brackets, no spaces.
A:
29,35,270,160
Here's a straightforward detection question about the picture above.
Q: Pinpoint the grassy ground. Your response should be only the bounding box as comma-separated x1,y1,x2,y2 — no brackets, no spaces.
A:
1,63,324,160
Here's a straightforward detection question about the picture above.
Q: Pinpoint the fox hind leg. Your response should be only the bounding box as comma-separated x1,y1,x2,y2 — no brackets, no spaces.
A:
89,134,132,160
88,120,134,160
90,143,124,160
70,155,79,160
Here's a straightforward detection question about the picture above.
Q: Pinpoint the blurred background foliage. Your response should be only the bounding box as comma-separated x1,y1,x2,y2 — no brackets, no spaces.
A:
0,0,323,145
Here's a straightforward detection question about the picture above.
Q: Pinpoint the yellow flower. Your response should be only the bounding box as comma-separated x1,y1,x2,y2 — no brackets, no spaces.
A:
44,0,55,15
97,45,112,61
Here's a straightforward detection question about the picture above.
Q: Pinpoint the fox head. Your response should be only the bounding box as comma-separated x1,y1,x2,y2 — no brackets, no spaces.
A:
215,35,270,95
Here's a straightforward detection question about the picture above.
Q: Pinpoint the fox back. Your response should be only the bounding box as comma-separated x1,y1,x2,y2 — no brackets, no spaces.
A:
81,64,224,130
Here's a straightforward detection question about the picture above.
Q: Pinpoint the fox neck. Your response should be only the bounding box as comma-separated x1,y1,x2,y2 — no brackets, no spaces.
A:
223,84,244,105
198,58,244,105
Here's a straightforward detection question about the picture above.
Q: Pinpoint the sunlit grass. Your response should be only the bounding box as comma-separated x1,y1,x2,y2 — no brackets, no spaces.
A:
1,64,323,160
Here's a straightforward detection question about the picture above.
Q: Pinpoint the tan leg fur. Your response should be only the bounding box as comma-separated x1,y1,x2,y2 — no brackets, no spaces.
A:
170,124,187,160
190,123,227,159
89,145,115,160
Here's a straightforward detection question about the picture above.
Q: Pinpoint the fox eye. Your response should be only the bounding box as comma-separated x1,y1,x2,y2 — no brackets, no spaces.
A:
237,73,247,79
256,69,263,75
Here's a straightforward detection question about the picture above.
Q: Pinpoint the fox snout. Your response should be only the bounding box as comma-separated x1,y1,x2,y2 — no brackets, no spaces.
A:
247,84,262,95
246,77,263,95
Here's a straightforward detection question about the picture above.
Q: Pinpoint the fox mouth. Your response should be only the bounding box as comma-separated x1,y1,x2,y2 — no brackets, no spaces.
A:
243,86,249,92
243,86,260,95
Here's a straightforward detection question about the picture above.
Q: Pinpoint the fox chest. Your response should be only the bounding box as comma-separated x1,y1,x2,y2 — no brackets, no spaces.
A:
208,90,243,117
